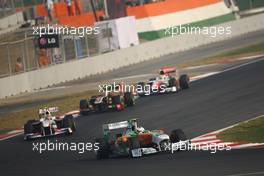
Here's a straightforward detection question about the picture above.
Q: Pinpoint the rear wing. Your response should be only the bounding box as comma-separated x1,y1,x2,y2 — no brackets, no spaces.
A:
103,119,138,131
103,121,129,130
39,107,59,114
159,67,176,75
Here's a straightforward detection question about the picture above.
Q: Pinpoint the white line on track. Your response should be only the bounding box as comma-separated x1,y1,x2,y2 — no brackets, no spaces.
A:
231,143,264,149
1,57,264,141
0,132,23,141
191,135,217,141
236,54,264,61
190,72,219,81
190,57,264,83
219,57,264,73
184,63,219,70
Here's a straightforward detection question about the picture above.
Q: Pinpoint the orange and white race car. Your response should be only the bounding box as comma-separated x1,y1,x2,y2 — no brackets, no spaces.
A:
137,67,190,96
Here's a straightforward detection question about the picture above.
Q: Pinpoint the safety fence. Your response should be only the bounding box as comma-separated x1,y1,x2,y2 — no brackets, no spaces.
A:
0,26,110,78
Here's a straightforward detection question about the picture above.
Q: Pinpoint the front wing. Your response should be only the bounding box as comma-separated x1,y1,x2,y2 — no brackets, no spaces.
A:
24,128,73,140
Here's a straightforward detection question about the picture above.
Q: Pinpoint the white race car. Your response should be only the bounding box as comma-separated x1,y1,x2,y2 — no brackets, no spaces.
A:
24,107,76,140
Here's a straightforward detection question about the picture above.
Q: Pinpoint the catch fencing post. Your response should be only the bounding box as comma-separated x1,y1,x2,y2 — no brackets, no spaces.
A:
85,34,90,57
21,40,26,72
107,23,111,52
11,0,15,9
61,35,66,63
74,36,78,60
6,44,12,75
24,31,29,71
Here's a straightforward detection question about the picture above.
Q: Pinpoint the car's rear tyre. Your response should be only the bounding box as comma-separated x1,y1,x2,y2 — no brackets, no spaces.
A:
168,78,176,87
63,115,76,132
80,99,89,115
179,74,190,89
95,138,110,159
137,82,146,97
89,96,97,105
170,129,187,143
111,95,124,111
98,103,108,112
111,95,121,104
124,92,134,107
24,120,37,134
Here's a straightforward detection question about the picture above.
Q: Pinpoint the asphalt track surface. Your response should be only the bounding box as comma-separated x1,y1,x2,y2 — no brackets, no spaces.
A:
1,29,264,115
1,56,264,175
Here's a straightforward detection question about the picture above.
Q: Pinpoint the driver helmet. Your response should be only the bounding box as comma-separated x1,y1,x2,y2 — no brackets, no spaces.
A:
125,123,135,135
137,126,145,133
40,107,51,119
159,70,165,75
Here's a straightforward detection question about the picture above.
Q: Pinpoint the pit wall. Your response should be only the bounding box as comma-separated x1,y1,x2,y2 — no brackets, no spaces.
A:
1,13,264,99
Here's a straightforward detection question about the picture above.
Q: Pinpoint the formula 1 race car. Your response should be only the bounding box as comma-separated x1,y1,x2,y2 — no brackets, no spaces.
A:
95,119,189,159
79,84,136,115
137,67,190,96
24,107,76,140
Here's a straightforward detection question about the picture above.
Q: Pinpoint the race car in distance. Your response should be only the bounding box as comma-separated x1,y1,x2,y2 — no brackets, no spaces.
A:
95,119,189,159
79,84,135,115
137,67,190,96
24,107,76,140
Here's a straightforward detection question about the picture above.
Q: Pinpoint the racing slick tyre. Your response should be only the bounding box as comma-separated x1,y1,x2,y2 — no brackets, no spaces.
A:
62,115,76,133
95,138,110,159
170,129,187,143
124,92,134,107
79,99,89,115
179,74,190,89
24,120,38,134
89,96,97,105
111,95,121,104
98,103,108,112
111,95,124,111
137,82,146,97
128,137,141,158
168,78,177,87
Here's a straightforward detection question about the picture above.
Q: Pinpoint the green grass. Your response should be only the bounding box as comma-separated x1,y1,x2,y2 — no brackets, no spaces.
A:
217,42,264,58
0,41,263,134
217,116,264,143
178,41,264,68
